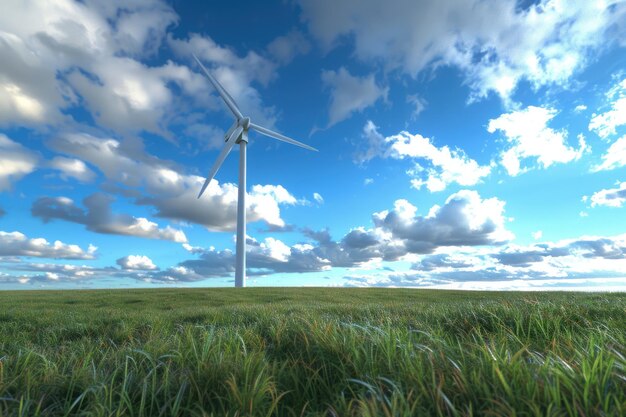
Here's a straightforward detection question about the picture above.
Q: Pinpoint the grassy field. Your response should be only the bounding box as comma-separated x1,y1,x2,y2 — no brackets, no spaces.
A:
0,288,625,416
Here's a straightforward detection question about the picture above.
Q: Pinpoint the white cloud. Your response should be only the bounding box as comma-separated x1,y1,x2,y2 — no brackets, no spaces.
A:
313,192,324,204
6,228,626,287
490,235,626,273
532,230,543,240
65,60,191,137
427,277,626,292
344,232,626,288
588,182,626,208
574,104,587,113
343,273,626,291
159,235,330,280
49,133,299,231
0,134,38,191
0,0,294,140
151,190,513,281
32,194,187,243
373,190,514,251
298,0,626,104
0,81,48,124
488,106,588,175
592,134,626,171
389,132,491,192
0,0,191,134
589,78,626,139
251,184,298,205
48,156,95,182
116,255,157,271
360,121,491,191
0,259,165,285
0,231,96,259
364,178,374,185
256,237,292,262
142,182,299,231
321,67,388,126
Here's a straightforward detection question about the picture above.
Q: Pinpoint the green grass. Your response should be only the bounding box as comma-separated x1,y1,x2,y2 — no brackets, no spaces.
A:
0,288,625,416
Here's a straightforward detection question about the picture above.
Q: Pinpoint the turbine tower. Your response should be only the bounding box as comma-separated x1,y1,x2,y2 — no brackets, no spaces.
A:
193,54,317,288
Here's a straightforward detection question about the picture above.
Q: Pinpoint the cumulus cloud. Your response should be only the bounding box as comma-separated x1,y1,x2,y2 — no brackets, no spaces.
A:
0,264,94,285
488,106,588,175
5,228,626,287
495,235,626,272
11,228,616,286
0,134,38,191
373,190,513,252
66,60,194,137
589,78,626,139
342,227,381,249
0,230,96,259
155,236,330,281
31,193,187,242
487,235,626,275
116,255,158,271
342,272,442,288
587,182,626,208
0,260,158,285
348,232,626,287
6,261,96,276
49,133,299,231
358,121,491,191
140,183,299,231
412,253,478,271
389,131,491,192
321,67,388,127
298,0,626,103
592,135,626,172
48,156,95,182
491,244,570,267
0,0,296,140
0,0,197,134
156,190,513,281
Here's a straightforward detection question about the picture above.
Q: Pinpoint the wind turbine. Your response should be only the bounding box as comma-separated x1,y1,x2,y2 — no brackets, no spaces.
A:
193,54,317,288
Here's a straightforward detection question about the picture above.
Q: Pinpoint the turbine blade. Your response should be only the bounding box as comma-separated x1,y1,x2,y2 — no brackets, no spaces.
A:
223,120,238,141
198,126,243,198
249,122,318,152
192,54,244,121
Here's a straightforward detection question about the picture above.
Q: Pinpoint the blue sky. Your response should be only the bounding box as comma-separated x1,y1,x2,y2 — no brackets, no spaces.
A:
1,0,626,290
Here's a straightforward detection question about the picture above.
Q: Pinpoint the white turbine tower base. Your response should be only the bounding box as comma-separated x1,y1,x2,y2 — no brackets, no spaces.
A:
193,54,317,288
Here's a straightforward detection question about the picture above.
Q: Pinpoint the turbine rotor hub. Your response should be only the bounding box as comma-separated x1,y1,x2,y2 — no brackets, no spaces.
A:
240,117,251,130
